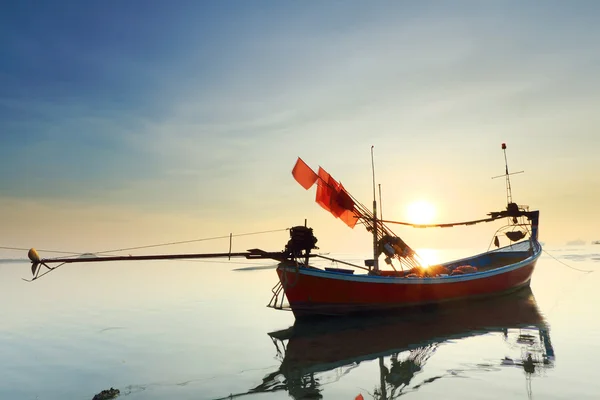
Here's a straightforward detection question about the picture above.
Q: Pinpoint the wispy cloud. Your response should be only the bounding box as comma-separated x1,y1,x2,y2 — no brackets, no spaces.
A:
1,1,600,247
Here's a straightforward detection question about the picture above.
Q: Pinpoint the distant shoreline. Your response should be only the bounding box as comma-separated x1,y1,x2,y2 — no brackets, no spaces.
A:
0,259,28,264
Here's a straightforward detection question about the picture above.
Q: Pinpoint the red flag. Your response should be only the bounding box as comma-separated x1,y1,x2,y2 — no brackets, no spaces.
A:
335,188,354,210
330,183,355,216
327,175,345,217
316,167,334,212
339,209,359,228
316,170,359,228
292,157,318,190
355,395,364,400
337,186,359,228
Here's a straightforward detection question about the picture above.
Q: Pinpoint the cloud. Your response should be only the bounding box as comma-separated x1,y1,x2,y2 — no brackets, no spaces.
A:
2,2,600,249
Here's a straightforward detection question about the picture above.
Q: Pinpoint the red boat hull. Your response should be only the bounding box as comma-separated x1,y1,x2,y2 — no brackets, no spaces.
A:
277,255,538,317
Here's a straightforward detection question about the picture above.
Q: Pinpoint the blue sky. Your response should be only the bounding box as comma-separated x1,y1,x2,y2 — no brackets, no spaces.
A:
1,1,600,253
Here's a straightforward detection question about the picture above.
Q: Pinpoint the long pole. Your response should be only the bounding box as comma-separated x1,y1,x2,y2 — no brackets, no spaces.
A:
30,251,278,265
378,184,383,221
502,143,513,205
26,248,304,282
371,146,379,271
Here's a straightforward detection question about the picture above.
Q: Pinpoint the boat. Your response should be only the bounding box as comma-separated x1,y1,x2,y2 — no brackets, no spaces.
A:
25,144,541,319
269,144,542,317
215,288,555,399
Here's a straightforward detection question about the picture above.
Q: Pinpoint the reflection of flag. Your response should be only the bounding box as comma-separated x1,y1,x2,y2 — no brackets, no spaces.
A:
355,395,364,400
292,157,318,190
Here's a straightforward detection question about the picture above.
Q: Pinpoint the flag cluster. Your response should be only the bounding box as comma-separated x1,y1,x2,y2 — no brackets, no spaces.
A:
292,157,359,228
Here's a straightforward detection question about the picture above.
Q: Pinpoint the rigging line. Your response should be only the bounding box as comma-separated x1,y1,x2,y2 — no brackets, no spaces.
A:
93,228,289,255
315,174,369,221
315,254,368,270
174,259,275,266
0,246,81,255
381,216,500,228
230,228,289,238
543,249,593,273
308,165,399,240
311,169,402,243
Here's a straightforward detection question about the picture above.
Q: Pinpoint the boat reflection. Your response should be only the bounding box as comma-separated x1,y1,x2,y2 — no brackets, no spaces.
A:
222,288,554,400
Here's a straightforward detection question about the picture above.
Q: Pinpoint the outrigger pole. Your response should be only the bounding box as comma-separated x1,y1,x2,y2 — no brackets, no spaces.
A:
25,247,309,282
26,225,324,282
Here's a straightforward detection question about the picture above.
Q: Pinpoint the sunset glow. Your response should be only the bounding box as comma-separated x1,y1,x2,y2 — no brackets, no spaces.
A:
1,2,598,253
406,201,436,225
415,248,441,267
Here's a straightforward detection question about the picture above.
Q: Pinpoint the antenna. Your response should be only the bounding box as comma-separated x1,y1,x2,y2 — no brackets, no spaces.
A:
492,143,524,206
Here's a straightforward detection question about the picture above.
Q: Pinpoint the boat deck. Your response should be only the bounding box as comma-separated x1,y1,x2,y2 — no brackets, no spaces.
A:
366,241,535,277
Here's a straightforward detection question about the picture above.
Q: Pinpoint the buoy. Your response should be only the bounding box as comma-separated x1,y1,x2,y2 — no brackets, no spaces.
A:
28,248,40,263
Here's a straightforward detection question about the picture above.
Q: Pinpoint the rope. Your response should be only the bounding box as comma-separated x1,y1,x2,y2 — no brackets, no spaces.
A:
380,216,500,228
543,249,594,273
181,259,273,266
0,246,81,255
315,254,366,270
4,228,289,260
486,218,531,251
95,228,288,254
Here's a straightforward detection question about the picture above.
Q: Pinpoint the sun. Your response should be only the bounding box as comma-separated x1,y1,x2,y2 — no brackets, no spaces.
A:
405,200,436,224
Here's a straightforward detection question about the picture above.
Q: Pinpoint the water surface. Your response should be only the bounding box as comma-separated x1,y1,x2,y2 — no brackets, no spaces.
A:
0,246,598,399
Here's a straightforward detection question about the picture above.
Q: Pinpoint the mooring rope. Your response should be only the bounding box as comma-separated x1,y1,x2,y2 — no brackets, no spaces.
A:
542,249,594,274
542,250,594,318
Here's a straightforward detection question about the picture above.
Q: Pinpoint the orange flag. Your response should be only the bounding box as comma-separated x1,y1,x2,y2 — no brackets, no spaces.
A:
339,205,359,229
292,157,318,190
337,183,359,228
316,169,359,228
315,167,334,212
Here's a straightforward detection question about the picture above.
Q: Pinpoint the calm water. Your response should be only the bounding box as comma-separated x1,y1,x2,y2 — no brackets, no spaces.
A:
1,246,599,399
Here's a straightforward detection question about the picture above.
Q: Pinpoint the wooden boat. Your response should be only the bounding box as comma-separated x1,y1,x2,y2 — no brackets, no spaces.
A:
275,236,540,318
216,287,555,399
25,144,541,320
269,144,541,317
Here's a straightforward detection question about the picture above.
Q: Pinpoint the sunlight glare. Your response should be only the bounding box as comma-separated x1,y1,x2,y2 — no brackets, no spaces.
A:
415,248,441,267
406,200,436,224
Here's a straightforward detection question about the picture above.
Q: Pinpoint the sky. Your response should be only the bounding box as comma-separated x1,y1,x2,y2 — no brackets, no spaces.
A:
1,0,600,259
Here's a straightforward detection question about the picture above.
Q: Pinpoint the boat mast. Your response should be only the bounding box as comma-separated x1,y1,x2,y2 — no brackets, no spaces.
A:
502,143,513,205
371,146,379,271
378,184,383,221
492,143,523,207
